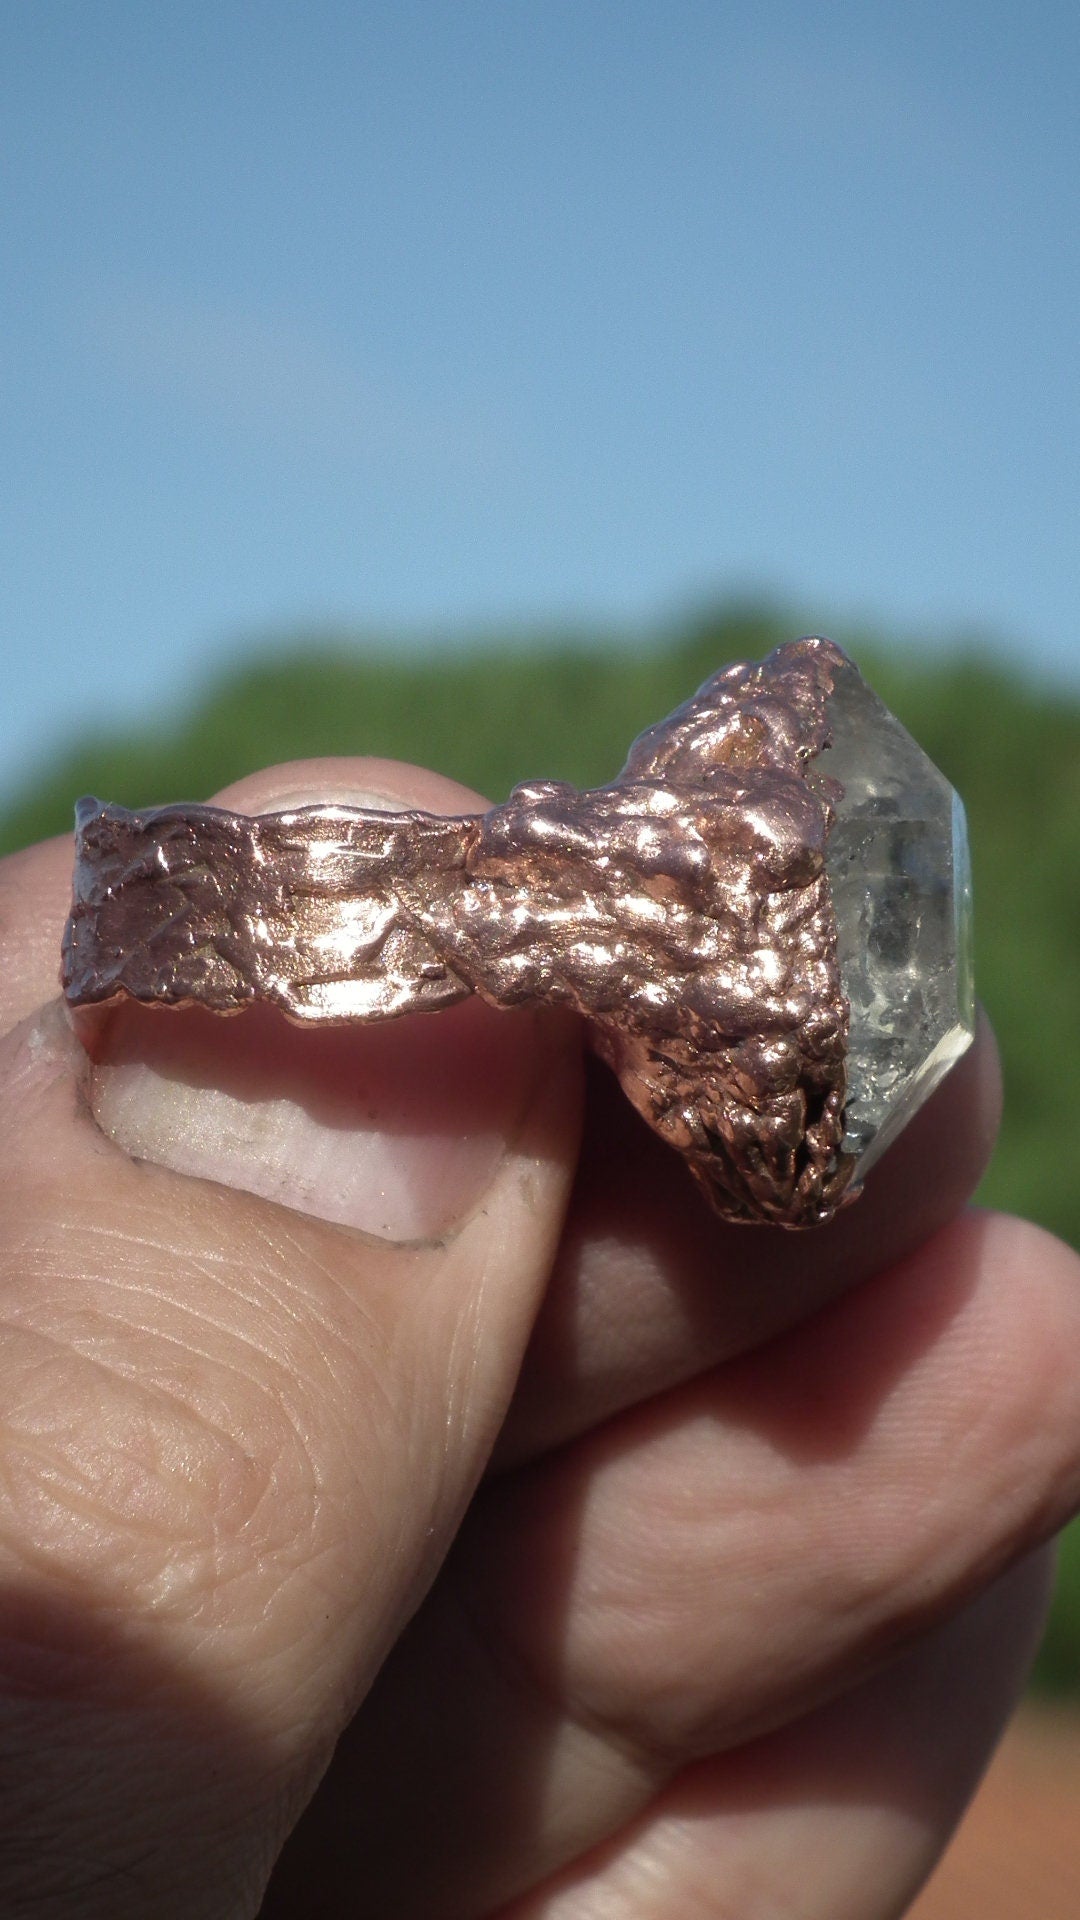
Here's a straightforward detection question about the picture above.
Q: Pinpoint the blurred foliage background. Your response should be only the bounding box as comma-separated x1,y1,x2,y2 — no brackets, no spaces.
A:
3,602,1078,1689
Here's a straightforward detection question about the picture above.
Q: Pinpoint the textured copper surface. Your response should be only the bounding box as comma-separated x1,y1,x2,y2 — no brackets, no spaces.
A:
62,636,856,1227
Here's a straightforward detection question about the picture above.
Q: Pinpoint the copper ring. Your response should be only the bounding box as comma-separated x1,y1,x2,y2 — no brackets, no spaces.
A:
61,636,969,1229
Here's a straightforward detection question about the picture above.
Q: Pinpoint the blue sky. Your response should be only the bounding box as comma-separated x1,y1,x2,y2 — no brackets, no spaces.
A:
2,2,1078,798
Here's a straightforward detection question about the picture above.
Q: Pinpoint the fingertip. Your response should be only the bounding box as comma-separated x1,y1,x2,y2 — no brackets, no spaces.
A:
208,754,492,818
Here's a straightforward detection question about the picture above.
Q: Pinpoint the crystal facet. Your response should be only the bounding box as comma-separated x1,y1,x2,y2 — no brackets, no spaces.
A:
814,656,976,1179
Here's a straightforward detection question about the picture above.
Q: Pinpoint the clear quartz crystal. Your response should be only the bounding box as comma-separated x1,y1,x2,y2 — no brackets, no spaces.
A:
814,657,976,1179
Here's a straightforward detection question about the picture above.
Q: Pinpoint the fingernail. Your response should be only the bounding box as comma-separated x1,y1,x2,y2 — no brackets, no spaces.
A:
86,786,541,1241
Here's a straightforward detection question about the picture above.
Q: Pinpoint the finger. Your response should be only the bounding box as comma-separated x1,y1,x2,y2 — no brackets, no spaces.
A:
0,759,582,1918
497,1549,1054,1920
0,831,74,1033
263,1209,1080,1914
498,1006,1002,1466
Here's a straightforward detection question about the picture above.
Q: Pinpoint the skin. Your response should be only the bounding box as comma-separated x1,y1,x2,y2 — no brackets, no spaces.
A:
0,755,1077,1919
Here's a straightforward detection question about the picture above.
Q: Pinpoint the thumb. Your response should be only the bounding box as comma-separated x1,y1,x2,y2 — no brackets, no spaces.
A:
0,758,582,1918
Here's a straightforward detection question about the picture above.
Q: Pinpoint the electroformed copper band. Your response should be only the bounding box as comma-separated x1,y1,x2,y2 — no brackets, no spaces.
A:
62,636,856,1228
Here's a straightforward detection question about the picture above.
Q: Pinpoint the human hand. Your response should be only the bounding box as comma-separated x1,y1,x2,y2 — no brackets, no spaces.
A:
1,757,1078,1919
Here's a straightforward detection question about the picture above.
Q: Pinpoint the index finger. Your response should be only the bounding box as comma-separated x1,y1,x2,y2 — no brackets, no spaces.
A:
498,1005,1002,1465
